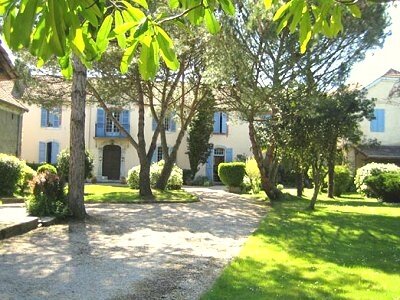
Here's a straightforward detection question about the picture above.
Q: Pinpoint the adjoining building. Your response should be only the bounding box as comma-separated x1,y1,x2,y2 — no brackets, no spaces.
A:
0,43,28,157
347,69,400,169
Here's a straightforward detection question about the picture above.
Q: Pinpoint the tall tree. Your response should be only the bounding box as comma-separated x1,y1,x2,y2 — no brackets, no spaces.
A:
186,96,215,179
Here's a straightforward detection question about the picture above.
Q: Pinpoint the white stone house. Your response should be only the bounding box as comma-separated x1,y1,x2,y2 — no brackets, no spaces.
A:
21,103,252,182
347,69,400,170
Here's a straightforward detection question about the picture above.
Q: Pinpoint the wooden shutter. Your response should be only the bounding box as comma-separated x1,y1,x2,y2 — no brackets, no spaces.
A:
121,110,130,134
206,153,213,181
221,113,228,134
96,108,105,136
169,116,176,132
152,117,157,131
51,142,60,164
225,148,233,162
213,112,220,133
39,142,46,163
41,108,47,127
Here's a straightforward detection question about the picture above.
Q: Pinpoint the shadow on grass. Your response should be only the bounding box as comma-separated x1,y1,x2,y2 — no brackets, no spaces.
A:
259,195,400,275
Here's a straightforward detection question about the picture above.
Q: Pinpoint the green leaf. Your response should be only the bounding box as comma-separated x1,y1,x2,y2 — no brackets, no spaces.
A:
134,18,149,39
204,8,220,34
96,14,113,53
0,0,13,15
13,0,39,48
138,36,157,80
187,6,205,26
264,0,272,9
132,0,148,10
156,26,179,70
219,0,235,16
168,0,180,9
120,40,138,73
122,1,145,22
114,11,126,49
72,28,85,54
348,4,361,18
59,54,73,78
114,21,137,35
273,1,291,22
299,9,311,53
48,0,66,56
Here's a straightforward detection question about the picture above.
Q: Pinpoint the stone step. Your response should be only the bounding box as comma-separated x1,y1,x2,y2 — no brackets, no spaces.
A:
0,217,38,240
0,197,25,204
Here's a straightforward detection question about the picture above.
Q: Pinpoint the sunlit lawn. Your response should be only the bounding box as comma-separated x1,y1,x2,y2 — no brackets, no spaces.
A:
202,189,400,299
84,184,198,203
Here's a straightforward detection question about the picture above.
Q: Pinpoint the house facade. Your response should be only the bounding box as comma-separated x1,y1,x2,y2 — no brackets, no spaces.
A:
21,104,252,182
0,43,27,157
347,69,400,170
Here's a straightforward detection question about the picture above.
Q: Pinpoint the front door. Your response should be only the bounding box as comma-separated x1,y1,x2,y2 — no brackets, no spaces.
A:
102,145,121,180
213,148,225,182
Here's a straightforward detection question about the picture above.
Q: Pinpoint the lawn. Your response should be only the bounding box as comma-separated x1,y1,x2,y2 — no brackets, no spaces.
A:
202,189,400,300
84,184,198,203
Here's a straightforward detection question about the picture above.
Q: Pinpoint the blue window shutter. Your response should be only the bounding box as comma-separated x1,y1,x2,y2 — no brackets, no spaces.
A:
152,117,157,131
370,109,385,132
226,148,233,162
378,109,385,132
213,112,220,133
170,116,176,132
221,113,228,134
51,142,60,164
206,153,213,181
39,142,46,163
41,108,47,127
52,109,60,128
96,108,105,136
122,110,130,134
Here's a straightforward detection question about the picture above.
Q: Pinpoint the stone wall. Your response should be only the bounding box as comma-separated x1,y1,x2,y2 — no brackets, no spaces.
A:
0,107,20,156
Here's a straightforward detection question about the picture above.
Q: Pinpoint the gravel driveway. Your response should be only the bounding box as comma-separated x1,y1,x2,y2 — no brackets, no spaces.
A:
0,186,267,300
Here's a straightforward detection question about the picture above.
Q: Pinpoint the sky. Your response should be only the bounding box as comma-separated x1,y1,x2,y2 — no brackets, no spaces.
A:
347,4,400,87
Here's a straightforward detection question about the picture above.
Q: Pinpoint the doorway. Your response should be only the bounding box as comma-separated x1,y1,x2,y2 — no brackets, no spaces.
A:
213,148,225,182
102,145,121,180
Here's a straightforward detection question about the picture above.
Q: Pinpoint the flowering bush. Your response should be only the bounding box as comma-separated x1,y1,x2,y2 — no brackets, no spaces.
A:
26,171,68,217
355,163,400,195
127,165,140,189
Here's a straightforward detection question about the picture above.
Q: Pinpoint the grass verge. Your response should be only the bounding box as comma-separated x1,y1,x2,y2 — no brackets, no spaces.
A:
202,189,400,299
84,184,198,203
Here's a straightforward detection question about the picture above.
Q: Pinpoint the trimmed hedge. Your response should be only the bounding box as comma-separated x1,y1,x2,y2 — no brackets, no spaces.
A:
37,164,57,175
332,165,353,197
355,163,400,195
364,171,400,203
0,153,23,196
218,162,246,188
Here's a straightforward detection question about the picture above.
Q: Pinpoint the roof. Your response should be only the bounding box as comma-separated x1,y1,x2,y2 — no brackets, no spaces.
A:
0,42,17,80
364,68,400,90
357,145,400,159
0,80,28,112
382,69,400,78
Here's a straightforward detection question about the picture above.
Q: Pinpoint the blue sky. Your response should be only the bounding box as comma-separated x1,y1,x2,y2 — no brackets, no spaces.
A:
347,5,400,87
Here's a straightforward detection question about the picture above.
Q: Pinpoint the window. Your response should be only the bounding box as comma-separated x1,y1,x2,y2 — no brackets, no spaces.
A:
214,148,225,156
370,109,385,132
213,112,227,134
106,111,121,134
157,146,163,162
152,115,176,132
41,107,61,128
39,141,60,164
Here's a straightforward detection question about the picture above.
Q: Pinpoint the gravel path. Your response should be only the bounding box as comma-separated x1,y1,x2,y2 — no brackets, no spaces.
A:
0,186,267,300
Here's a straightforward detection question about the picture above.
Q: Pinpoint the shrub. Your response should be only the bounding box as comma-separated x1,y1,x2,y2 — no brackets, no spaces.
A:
37,163,57,175
241,175,253,193
57,149,94,181
26,171,68,217
355,163,400,195
364,171,400,203
127,160,184,190
127,165,140,189
218,162,246,188
277,184,284,190
17,163,36,195
245,157,261,194
0,153,23,196
332,165,353,197
192,176,211,186
182,169,192,185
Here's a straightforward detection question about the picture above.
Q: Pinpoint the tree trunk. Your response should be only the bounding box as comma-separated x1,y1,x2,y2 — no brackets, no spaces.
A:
68,56,87,220
309,165,321,210
327,143,336,198
248,120,282,201
138,152,153,199
296,171,304,197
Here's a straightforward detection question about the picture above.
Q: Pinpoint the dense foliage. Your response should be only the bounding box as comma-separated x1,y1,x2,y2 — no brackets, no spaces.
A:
37,164,58,175
0,153,23,196
127,160,183,190
57,148,94,181
331,165,353,197
365,171,400,203
245,158,261,194
354,163,400,195
26,171,68,217
218,162,246,188
17,163,36,195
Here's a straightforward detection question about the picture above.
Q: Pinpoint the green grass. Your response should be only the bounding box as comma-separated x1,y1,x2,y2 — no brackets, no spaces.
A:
202,189,400,300
84,184,198,203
